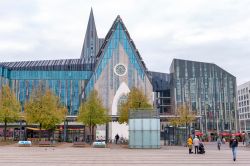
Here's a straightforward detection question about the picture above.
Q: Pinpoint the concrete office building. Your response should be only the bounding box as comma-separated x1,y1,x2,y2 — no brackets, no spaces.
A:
238,82,250,134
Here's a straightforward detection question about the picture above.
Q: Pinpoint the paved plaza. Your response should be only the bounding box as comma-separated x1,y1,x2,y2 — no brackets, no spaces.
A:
0,142,249,166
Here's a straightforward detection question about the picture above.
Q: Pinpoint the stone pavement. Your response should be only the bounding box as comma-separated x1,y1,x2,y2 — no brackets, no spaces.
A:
0,142,249,166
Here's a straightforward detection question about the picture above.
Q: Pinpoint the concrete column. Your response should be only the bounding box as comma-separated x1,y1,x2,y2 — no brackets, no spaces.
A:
105,122,109,143
245,119,247,132
63,120,68,142
19,121,22,141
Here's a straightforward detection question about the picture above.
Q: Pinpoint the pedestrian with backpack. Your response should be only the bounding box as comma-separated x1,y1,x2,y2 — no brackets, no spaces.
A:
229,135,238,162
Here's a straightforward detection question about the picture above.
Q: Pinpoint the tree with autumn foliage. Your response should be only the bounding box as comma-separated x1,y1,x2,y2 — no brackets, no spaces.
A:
169,117,181,145
175,104,196,141
0,85,21,141
77,90,110,142
25,88,67,141
118,87,152,124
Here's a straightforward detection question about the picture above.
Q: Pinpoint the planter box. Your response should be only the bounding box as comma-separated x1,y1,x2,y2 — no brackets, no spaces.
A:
92,141,106,148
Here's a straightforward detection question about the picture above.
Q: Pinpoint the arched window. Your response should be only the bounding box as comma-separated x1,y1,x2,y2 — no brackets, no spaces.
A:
117,95,128,115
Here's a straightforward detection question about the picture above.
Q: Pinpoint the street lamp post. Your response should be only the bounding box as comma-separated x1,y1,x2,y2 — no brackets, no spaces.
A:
200,115,203,134
204,104,208,136
216,111,219,135
63,119,68,142
19,120,23,141
164,127,167,146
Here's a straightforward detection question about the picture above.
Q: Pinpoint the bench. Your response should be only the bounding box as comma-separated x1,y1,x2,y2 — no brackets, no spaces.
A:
39,141,55,147
73,142,86,147
18,141,32,147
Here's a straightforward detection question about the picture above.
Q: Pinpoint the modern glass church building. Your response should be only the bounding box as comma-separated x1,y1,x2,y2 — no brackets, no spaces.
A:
0,9,238,140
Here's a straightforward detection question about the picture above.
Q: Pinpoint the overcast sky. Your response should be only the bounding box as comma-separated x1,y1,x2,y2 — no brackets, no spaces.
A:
0,0,250,85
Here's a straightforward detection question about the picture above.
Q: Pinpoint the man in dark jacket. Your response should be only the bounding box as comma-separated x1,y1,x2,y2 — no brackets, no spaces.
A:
115,134,119,144
229,136,238,161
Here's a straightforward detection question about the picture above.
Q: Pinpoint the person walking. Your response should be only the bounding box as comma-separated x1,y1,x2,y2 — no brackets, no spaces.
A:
222,137,226,144
193,136,200,154
74,136,78,142
115,134,119,144
217,136,222,150
229,135,238,161
242,134,245,146
187,135,193,154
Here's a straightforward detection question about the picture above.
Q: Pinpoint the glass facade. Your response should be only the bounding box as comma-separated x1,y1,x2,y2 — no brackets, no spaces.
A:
0,66,92,115
170,59,237,132
85,19,147,96
148,71,171,115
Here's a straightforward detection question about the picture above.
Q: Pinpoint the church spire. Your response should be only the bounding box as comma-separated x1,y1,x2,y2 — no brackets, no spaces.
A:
80,8,99,59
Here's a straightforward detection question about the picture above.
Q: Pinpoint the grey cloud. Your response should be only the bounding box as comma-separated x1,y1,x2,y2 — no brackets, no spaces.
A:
0,0,250,86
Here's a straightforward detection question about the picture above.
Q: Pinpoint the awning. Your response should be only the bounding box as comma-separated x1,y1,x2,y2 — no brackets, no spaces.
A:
55,128,84,131
233,133,242,136
26,127,47,131
195,131,203,136
219,132,231,136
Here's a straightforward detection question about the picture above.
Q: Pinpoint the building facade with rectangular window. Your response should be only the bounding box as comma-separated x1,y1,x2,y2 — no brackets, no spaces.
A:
170,59,238,133
237,82,250,133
